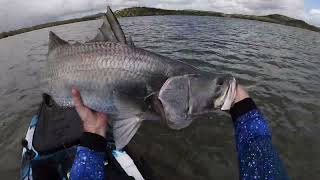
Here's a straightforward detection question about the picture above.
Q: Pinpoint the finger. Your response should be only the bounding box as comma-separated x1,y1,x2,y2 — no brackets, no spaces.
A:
71,87,87,114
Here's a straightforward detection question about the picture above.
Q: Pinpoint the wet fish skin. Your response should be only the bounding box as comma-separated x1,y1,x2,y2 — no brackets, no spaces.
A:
46,40,201,114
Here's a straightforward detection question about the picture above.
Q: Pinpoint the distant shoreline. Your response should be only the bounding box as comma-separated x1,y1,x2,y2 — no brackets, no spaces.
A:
1,7,319,39
115,7,320,33
0,15,101,39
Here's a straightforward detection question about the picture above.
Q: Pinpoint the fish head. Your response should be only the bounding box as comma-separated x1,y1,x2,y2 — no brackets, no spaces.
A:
156,74,236,130
187,74,236,114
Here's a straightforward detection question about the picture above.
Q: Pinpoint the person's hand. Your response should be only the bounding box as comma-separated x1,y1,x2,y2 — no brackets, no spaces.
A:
71,87,108,138
233,84,250,104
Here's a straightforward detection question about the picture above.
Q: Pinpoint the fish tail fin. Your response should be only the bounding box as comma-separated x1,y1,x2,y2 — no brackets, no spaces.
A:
113,116,143,150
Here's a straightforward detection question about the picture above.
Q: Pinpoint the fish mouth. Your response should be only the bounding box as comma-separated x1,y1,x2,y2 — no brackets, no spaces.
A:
214,76,236,109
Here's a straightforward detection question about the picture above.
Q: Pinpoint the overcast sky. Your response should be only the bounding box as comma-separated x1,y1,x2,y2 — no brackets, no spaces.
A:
0,0,319,32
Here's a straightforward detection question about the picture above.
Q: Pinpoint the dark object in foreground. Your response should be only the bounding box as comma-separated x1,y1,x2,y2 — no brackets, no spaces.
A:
21,94,154,180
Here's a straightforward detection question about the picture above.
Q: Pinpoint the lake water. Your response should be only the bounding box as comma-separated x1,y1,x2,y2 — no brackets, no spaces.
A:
0,16,319,179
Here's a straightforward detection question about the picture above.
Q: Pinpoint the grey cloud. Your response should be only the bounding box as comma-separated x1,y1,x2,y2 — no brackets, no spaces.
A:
0,0,318,32
0,0,109,32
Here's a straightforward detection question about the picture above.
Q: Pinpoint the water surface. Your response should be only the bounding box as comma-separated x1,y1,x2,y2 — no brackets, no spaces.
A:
0,15,319,179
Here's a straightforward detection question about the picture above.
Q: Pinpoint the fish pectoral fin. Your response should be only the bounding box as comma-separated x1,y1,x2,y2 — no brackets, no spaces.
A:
113,116,143,150
48,31,69,51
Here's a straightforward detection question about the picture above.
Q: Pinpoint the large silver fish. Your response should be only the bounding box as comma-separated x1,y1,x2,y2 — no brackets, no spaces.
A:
43,6,236,149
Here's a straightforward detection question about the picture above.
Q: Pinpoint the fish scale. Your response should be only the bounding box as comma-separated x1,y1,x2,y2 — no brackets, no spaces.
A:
48,41,202,111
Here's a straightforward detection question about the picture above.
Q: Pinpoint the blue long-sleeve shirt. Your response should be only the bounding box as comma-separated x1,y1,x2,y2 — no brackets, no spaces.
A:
234,109,289,179
70,98,289,180
70,133,107,180
70,146,105,180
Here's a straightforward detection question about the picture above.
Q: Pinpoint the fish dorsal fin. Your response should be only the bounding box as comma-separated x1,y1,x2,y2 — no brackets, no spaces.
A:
88,21,117,43
88,6,135,46
48,31,69,51
106,6,127,44
99,21,118,42
88,29,105,42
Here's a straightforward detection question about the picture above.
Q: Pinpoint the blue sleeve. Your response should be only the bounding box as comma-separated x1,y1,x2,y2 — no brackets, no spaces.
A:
234,109,289,180
70,146,105,180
